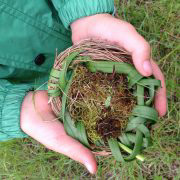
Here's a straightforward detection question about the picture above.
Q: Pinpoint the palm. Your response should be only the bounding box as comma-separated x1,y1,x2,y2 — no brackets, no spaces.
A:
20,91,97,174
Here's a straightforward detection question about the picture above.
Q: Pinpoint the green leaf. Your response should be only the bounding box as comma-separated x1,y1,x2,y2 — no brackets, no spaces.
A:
125,130,143,161
137,78,160,106
87,61,144,87
50,68,61,79
76,121,90,148
138,78,161,87
61,68,89,144
145,85,155,106
118,142,145,162
137,85,144,105
48,89,61,97
47,82,61,97
132,105,158,122
87,61,133,74
105,96,111,108
119,133,132,147
137,124,151,147
108,138,125,162
64,111,78,139
125,133,149,148
61,71,74,122
94,140,105,147
47,82,59,88
59,52,80,91
126,117,146,131
128,71,143,87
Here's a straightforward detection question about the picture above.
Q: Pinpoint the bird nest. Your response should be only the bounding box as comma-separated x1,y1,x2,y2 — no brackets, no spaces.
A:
48,39,161,162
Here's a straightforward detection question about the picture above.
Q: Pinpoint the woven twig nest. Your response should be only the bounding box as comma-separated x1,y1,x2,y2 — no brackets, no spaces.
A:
48,39,161,162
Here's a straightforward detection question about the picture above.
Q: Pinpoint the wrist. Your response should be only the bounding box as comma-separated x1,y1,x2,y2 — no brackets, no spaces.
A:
71,14,112,29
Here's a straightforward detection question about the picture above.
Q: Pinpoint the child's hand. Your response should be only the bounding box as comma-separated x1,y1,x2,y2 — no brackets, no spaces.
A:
71,14,166,116
20,91,97,174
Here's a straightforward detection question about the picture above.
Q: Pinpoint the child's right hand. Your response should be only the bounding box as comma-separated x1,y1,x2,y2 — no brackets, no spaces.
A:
20,91,97,174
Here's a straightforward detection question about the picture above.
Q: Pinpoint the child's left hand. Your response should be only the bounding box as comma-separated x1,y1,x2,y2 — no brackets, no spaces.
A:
71,14,167,116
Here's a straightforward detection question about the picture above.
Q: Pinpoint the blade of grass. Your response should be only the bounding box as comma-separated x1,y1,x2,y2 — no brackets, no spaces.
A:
76,121,90,148
125,130,143,161
118,142,145,162
59,52,80,90
108,138,125,162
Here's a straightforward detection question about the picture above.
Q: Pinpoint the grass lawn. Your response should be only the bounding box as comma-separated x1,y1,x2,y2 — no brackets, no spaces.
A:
0,0,179,179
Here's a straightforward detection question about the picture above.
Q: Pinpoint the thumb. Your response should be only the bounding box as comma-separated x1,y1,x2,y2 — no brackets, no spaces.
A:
114,20,153,76
114,21,153,76
47,134,97,174
131,39,153,76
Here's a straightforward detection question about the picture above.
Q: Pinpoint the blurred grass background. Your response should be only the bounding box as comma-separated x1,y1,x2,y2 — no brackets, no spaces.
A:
0,0,179,179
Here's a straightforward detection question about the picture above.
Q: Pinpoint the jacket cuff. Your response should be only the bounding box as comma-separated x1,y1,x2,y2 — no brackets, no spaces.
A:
0,84,32,141
59,0,114,29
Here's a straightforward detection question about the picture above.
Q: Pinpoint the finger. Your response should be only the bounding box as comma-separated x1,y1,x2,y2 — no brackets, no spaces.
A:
48,133,97,174
24,119,97,174
151,60,167,116
114,21,153,76
42,121,97,174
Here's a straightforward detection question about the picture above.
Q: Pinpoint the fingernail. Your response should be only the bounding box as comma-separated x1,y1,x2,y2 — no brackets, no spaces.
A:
143,61,153,75
85,163,94,174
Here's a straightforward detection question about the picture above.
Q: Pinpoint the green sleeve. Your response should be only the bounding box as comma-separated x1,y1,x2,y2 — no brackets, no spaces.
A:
51,0,114,29
0,80,33,141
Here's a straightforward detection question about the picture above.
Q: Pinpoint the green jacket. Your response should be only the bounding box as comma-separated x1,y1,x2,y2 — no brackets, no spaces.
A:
0,0,114,141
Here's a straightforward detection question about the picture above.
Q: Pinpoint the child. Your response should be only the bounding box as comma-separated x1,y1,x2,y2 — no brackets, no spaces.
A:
0,0,166,174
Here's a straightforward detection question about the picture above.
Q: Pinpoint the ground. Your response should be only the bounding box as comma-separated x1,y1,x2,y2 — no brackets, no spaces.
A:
0,0,179,179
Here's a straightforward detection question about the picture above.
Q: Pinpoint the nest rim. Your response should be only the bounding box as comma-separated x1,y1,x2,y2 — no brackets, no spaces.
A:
47,39,160,160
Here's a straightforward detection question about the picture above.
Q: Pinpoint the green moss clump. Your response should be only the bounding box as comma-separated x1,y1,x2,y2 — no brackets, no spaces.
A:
67,65,136,143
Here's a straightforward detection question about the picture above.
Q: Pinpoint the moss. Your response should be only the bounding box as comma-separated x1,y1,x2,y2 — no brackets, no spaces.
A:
68,65,136,143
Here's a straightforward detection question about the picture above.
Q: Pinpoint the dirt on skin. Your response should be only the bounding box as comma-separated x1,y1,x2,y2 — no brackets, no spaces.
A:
67,65,136,143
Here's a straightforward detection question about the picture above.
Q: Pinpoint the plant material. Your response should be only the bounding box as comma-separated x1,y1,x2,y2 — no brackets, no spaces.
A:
68,65,135,143
48,39,161,162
